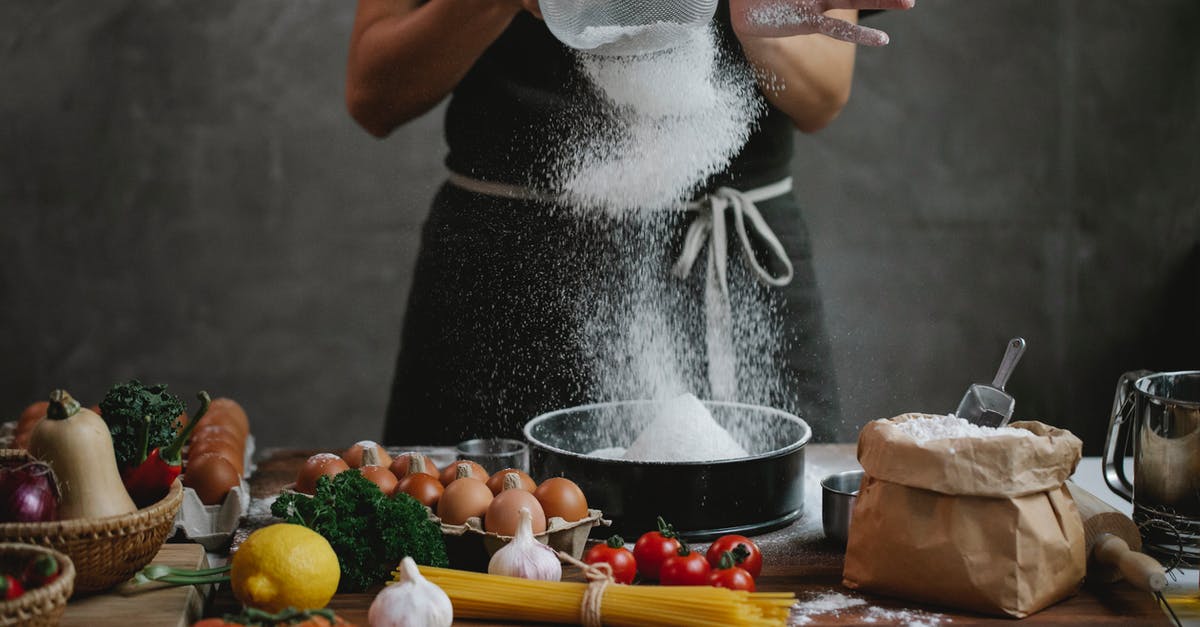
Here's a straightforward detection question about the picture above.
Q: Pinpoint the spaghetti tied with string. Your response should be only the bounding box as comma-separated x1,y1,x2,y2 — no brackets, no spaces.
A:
406,552,794,627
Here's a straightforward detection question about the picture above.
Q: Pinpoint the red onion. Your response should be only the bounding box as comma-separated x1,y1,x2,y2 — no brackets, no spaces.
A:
0,461,59,523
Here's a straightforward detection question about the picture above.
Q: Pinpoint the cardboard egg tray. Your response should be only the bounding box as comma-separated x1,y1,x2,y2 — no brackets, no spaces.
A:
173,434,256,551
434,508,609,572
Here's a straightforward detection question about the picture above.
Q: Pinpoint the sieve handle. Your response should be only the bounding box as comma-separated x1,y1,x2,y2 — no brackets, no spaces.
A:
1103,369,1151,502
990,337,1026,390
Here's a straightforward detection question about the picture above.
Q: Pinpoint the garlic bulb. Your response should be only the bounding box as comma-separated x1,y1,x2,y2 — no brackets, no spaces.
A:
487,507,562,581
368,557,453,627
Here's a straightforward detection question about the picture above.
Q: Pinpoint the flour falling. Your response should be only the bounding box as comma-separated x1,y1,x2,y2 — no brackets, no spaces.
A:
556,26,763,213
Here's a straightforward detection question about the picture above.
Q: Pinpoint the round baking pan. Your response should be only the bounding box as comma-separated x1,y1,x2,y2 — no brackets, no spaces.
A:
524,399,812,540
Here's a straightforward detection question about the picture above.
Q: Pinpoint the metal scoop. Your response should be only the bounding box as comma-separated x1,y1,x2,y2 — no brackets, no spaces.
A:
954,337,1027,427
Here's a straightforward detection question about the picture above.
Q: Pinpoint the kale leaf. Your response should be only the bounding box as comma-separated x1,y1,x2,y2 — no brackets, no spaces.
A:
271,470,448,591
99,380,187,469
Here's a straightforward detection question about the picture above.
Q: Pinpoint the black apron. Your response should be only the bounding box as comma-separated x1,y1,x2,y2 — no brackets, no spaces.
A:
384,5,842,445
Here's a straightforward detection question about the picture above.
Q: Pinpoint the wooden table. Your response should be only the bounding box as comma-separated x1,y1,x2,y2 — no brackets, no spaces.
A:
64,543,210,627
205,446,1171,626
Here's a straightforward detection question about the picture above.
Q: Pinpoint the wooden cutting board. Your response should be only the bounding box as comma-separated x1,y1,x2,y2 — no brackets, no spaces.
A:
61,543,210,627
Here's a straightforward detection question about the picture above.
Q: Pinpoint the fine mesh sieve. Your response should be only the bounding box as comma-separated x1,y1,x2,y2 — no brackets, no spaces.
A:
539,0,719,56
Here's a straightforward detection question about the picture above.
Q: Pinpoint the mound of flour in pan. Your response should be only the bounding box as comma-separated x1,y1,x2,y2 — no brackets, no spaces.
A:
618,393,749,462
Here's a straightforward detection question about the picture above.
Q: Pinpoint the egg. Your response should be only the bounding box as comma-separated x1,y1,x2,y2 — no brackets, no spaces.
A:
359,465,399,496
344,440,393,469
397,473,444,508
437,476,493,525
389,452,440,479
485,469,537,495
183,453,241,505
485,485,547,536
533,477,589,523
205,398,250,438
191,424,244,452
187,438,245,476
439,460,489,486
295,453,350,494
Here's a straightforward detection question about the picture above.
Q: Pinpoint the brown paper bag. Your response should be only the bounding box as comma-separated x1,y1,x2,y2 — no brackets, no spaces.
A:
842,413,1086,618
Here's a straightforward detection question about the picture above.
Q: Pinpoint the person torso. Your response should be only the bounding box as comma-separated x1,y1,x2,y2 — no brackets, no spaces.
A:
443,1,795,192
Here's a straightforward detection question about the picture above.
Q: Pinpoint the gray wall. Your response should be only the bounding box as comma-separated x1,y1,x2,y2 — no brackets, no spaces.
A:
2,1,1196,454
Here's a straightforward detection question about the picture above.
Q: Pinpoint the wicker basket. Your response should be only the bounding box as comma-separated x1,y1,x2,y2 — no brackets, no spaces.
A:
0,543,75,627
0,450,183,594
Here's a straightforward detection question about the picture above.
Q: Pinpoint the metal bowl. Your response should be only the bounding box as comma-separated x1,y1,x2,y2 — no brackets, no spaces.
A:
523,399,812,540
821,469,863,545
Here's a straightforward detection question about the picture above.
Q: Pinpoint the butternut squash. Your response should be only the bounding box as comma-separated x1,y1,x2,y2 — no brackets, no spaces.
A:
29,389,137,519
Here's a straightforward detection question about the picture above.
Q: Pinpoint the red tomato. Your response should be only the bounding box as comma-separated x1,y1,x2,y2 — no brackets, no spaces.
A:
632,517,682,581
708,563,756,591
706,534,762,579
659,546,711,586
584,535,638,585
707,550,756,591
1,574,24,600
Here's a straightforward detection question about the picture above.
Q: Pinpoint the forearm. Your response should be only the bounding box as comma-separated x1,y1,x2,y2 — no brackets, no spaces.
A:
346,0,523,137
736,10,858,133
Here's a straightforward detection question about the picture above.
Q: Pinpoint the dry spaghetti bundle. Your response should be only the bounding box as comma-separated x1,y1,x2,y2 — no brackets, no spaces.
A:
414,565,794,627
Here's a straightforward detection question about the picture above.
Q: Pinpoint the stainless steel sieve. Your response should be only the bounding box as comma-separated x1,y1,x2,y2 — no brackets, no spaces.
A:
539,0,719,56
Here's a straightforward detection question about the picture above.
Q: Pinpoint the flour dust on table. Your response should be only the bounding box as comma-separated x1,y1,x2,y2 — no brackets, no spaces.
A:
788,590,951,627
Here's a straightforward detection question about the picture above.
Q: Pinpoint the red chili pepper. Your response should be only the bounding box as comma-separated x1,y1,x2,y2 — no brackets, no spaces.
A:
22,553,60,589
121,392,210,505
1,574,24,600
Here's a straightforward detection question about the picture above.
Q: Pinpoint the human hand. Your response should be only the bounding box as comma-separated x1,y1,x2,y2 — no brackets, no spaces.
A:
730,0,915,46
519,0,542,19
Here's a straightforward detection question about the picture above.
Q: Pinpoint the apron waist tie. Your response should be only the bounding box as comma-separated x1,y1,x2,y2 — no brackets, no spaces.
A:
446,172,796,401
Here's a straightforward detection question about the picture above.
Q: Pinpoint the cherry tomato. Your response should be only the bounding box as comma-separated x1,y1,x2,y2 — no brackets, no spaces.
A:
584,535,638,584
633,516,682,581
707,550,756,591
659,544,711,586
706,534,763,579
0,574,24,600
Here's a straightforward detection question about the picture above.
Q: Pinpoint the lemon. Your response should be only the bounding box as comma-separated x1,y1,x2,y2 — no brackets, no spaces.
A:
230,523,340,612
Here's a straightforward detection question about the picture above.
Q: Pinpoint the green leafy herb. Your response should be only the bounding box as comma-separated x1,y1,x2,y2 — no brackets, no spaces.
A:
99,380,186,469
271,470,448,591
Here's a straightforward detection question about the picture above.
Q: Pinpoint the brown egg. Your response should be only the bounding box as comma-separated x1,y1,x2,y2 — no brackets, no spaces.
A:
187,438,244,476
191,424,244,452
389,452,440,479
436,476,493,525
344,441,393,469
533,477,589,523
397,473,444,508
183,453,241,505
359,465,399,496
485,469,537,495
485,486,547,536
439,460,489,486
205,398,250,438
295,453,350,494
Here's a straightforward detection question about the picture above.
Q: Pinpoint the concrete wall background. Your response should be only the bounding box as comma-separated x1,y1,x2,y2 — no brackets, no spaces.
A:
2,1,1196,454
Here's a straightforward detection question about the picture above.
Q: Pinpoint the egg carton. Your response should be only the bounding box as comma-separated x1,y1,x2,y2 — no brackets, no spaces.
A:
172,434,256,551
433,509,609,572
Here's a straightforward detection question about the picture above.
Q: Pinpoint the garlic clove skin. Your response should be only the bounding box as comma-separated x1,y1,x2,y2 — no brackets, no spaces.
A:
369,556,454,627
487,507,563,582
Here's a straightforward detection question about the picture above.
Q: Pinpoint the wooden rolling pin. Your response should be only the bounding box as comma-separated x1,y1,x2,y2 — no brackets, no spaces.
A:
1066,481,1167,592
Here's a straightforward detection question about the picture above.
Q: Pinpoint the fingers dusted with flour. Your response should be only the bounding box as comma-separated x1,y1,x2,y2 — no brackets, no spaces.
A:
732,0,914,46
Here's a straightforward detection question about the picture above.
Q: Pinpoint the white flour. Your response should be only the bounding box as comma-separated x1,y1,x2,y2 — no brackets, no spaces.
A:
622,393,748,462
790,592,866,625
890,414,1036,444
557,26,763,213
861,606,950,626
573,22,699,56
789,591,950,627
747,3,820,29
